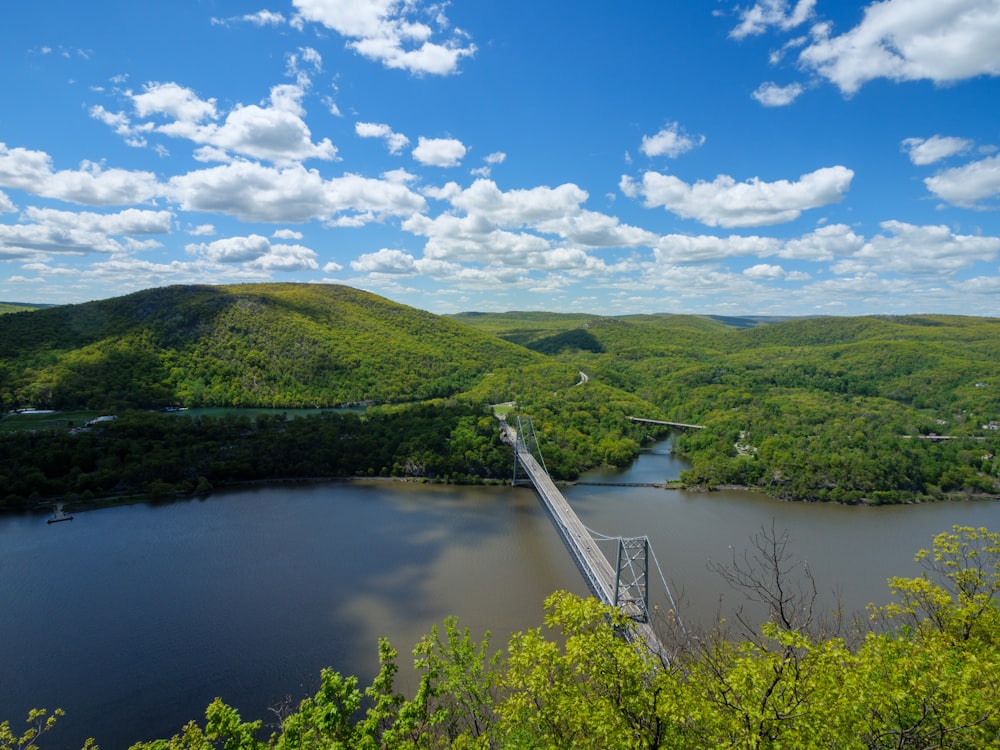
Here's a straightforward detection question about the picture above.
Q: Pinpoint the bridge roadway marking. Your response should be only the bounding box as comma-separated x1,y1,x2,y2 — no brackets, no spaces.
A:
500,420,667,660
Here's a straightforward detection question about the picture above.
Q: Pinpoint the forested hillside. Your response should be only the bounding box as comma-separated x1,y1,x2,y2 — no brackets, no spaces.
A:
458,311,1000,502
0,301,47,315
1,285,998,504
0,284,540,410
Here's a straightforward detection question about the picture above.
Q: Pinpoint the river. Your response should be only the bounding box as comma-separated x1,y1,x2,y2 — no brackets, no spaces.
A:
2,441,999,749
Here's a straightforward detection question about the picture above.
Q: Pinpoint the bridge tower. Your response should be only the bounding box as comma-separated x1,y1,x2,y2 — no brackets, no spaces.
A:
512,416,547,485
614,537,651,623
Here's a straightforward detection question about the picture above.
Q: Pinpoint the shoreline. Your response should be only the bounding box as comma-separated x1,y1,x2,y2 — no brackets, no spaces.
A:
17,476,999,521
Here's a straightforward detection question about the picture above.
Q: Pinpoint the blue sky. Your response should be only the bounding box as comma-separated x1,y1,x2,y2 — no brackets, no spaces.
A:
1,0,998,317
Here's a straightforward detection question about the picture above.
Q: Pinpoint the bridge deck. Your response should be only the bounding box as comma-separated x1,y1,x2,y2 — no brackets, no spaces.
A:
628,416,705,429
501,420,667,660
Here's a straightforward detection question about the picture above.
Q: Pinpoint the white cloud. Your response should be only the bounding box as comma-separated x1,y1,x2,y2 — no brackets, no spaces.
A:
212,10,287,27
412,136,467,167
730,0,817,39
799,0,1000,95
743,263,788,279
923,153,1000,206
188,224,215,236
832,220,1000,275
639,123,705,158
250,243,319,272
132,81,218,122
0,190,15,213
400,179,654,272
751,81,804,106
187,234,272,263
471,151,507,178
777,223,865,260
115,82,337,165
291,0,476,75
351,248,417,274
323,260,343,273
621,165,854,227
0,144,161,206
185,233,318,271
449,179,588,226
654,233,780,264
89,104,149,147
355,121,410,154
286,47,323,87
272,228,304,240
167,161,426,223
901,135,974,165
0,211,151,257
21,207,173,235
243,10,287,26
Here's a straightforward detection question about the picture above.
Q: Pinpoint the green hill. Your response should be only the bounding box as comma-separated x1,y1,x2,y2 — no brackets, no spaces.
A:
0,301,49,315
0,283,541,411
2,289,998,502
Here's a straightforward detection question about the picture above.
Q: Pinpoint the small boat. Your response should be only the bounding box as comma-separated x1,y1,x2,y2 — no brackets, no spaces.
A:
47,505,74,524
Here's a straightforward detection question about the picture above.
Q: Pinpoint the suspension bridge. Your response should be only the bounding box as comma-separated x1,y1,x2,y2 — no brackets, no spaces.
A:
498,416,684,661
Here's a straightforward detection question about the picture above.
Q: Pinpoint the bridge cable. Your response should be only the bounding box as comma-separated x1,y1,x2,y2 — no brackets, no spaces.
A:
583,524,690,647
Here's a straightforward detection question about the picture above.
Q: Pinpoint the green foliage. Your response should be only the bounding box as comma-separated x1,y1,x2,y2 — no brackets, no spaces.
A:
0,284,539,411
0,401,515,508
0,302,47,315
2,284,999,501
464,310,1000,501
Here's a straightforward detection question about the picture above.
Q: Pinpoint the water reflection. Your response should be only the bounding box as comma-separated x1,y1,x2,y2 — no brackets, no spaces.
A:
1,441,998,749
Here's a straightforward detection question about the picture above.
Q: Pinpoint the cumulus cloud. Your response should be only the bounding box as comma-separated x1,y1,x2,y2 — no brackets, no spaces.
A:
399,178,655,274
187,234,273,263
167,161,426,223
901,134,975,165
832,220,1000,275
412,137,467,167
743,263,789,279
923,153,1000,206
351,248,417,274
0,208,170,258
0,190,15,213
751,81,804,106
640,123,705,158
186,233,318,271
132,81,218,122
471,151,506,178
799,0,1000,95
291,0,476,75
777,223,865,261
104,82,338,165
250,243,319,271
730,0,817,39
355,121,410,154
654,233,780,265
21,207,173,235
620,165,854,227
0,143,160,206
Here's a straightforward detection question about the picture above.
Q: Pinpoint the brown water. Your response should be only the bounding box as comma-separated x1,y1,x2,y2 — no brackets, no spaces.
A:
2,442,998,749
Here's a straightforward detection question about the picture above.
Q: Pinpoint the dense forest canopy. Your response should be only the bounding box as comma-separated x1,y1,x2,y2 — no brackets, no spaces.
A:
1,283,998,504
